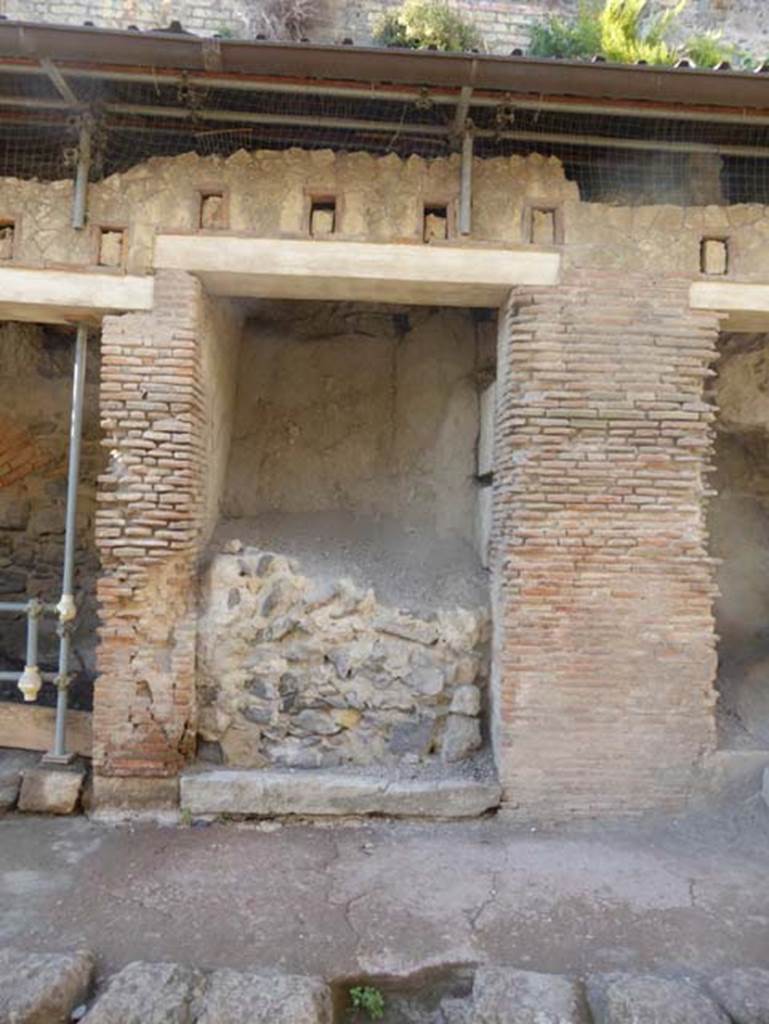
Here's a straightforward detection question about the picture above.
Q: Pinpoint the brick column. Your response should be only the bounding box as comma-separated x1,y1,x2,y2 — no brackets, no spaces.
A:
492,270,721,818
93,271,206,805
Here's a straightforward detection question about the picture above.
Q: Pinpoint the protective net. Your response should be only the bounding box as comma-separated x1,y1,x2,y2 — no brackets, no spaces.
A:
0,54,767,204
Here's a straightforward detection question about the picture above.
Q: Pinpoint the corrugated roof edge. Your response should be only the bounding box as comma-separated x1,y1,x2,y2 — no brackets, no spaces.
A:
0,19,767,110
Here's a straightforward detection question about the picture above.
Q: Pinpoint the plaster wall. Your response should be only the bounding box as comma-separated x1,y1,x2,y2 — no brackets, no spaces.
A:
224,304,485,543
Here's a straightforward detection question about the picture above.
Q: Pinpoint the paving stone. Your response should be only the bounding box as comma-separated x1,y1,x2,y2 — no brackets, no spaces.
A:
708,967,769,1024
181,769,501,818
18,766,85,815
0,946,94,1024
586,973,730,1024
82,961,205,1024
471,967,587,1023
197,968,332,1024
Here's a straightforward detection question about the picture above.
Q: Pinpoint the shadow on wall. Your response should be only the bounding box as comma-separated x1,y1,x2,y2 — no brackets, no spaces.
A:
709,332,769,749
0,322,102,711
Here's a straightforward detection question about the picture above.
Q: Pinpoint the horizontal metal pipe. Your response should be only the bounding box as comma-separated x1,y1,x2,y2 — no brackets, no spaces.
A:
0,601,57,614
104,101,450,137
0,670,57,681
106,103,769,158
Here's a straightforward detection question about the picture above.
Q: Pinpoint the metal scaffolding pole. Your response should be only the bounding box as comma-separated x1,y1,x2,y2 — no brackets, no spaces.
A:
44,324,88,765
71,114,92,231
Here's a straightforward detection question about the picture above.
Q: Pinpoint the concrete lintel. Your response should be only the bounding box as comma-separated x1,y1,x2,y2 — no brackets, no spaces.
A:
0,266,154,324
690,280,769,332
154,235,561,307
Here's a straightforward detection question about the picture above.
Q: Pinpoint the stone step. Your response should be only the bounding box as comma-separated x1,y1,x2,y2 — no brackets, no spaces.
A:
180,768,502,819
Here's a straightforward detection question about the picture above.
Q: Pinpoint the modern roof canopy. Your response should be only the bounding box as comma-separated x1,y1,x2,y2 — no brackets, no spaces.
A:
0,19,767,191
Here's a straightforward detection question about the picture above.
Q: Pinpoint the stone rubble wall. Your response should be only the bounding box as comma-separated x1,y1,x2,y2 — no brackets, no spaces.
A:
0,322,101,704
492,271,721,817
198,544,489,768
0,150,576,275
1,0,768,59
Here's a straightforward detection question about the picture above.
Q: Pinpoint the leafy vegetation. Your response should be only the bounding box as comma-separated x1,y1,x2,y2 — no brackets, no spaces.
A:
528,0,743,68
349,985,386,1021
373,0,482,52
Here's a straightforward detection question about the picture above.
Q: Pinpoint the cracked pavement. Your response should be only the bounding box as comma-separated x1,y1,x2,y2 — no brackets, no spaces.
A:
1,802,768,986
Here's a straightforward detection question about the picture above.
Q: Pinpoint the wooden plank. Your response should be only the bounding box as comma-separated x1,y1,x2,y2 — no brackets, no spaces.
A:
0,703,92,757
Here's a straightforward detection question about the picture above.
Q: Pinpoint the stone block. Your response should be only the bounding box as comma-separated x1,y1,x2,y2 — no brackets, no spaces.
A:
0,751,40,812
180,768,501,818
18,766,85,815
90,775,179,812
310,207,335,236
82,962,205,1024
531,208,556,245
98,230,123,268
586,973,729,1024
701,238,728,276
451,684,481,717
198,968,332,1024
0,946,94,1024
200,193,225,230
0,498,30,530
472,967,587,1023
708,967,769,1024
442,714,482,763
424,211,448,242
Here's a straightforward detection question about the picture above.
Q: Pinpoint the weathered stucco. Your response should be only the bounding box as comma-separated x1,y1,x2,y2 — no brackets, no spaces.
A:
224,304,487,541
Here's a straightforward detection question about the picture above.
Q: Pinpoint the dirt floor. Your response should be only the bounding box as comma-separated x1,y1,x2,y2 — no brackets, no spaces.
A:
1,801,769,991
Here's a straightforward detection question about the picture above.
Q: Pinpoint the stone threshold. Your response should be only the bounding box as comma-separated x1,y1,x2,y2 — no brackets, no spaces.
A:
180,768,502,819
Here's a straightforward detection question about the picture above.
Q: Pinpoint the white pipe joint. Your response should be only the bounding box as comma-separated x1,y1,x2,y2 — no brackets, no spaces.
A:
18,664,43,702
56,593,77,623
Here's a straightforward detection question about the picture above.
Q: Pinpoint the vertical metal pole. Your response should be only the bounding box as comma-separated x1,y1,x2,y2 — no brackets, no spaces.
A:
71,115,92,231
44,325,88,764
459,127,473,236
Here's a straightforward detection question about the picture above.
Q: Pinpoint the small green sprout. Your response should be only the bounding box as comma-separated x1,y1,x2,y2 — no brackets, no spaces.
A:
349,984,386,1021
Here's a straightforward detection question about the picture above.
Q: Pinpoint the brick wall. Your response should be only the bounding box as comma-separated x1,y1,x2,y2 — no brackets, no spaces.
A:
94,271,207,778
491,270,721,818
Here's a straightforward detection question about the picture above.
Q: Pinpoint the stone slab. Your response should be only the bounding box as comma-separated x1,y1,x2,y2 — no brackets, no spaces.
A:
180,769,501,819
82,961,205,1024
0,946,94,1024
18,766,85,815
198,969,332,1024
586,973,730,1024
472,967,587,1023
708,967,769,1024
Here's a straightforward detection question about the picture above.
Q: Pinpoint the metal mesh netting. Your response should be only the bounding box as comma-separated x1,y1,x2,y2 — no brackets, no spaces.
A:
0,61,768,204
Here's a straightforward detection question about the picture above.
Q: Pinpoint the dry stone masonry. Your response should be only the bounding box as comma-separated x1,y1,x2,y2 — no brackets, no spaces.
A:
197,543,489,769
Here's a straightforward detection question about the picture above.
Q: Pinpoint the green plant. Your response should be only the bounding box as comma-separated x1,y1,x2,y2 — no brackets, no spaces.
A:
373,0,482,52
349,985,386,1021
528,0,738,67
528,3,601,59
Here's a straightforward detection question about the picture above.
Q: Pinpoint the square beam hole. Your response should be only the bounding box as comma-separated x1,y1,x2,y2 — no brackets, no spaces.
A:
701,237,728,276
0,220,14,260
200,191,227,230
423,204,448,243
310,197,336,237
529,208,557,245
98,228,124,268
